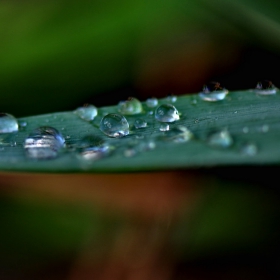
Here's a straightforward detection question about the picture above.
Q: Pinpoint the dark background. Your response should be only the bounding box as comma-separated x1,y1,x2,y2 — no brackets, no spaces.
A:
1,0,280,279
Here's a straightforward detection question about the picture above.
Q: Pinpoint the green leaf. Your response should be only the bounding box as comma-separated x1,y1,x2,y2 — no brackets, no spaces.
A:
1,89,280,173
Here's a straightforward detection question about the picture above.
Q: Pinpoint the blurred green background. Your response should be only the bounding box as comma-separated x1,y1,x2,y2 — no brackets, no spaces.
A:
1,0,280,117
1,0,280,279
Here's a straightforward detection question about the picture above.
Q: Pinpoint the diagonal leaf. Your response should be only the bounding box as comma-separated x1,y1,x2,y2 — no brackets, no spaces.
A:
1,89,280,173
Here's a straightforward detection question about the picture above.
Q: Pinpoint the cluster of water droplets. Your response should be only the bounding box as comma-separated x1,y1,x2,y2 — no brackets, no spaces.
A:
0,79,277,163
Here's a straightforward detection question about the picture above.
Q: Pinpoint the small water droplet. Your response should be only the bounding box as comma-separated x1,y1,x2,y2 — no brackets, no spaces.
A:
162,126,193,143
234,111,237,114
24,126,65,159
198,81,228,101
100,113,129,138
240,142,258,156
260,124,269,133
159,124,170,131
124,148,137,158
166,95,177,103
191,98,197,105
74,104,98,121
134,119,147,129
135,134,144,139
147,110,154,115
139,140,156,151
146,97,158,108
76,136,113,161
66,135,71,139
155,104,180,123
0,133,17,146
207,129,233,148
0,113,19,133
254,80,277,95
18,120,27,128
118,97,143,115
242,127,249,133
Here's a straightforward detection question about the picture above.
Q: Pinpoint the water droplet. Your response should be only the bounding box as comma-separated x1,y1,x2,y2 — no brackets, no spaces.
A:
0,133,17,146
139,140,156,151
100,113,129,138
147,110,154,115
155,104,180,123
159,124,169,131
254,80,277,95
146,97,158,108
76,136,112,161
191,98,197,105
207,129,233,148
74,104,98,121
234,111,237,114
124,148,137,158
134,119,147,129
242,127,249,133
166,95,177,103
260,124,269,133
118,97,143,115
198,81,228,101
24,126,65,159
240,142,258,156
162,126,193,143
18,120,27,128
0,113,19,133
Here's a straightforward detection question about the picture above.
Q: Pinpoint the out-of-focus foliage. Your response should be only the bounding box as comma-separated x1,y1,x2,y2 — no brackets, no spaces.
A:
1,0,280,116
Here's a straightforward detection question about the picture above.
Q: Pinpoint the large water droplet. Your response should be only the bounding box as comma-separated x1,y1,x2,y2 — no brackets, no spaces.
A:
254,80,277,95
0,113,19,133
118,97,143,115
155,104,180,123
100,113,129,138
146,97,158,108
74,104,98,121
198,81,228,101
24,126,65,159
134,119,147,129
162,126,193,143
207,129,233,148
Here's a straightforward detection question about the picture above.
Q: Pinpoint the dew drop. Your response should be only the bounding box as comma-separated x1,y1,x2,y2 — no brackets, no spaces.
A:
76,135,113,161
198,81,228,101
18,120,27,128
118,97,143,115
260,124,269,133
155,104,180,123
24,126,65,159
134,119,147,129
254,80,277,95
146,97,158,108
0,113,19,133
139,140,156,151
242,127,249,134
74,104,98,121
162,126,193,143
100,113,129,138
207,129,233,148
124,148,137,158
240,142,258,156
159,124,169,131
166,95,177,103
